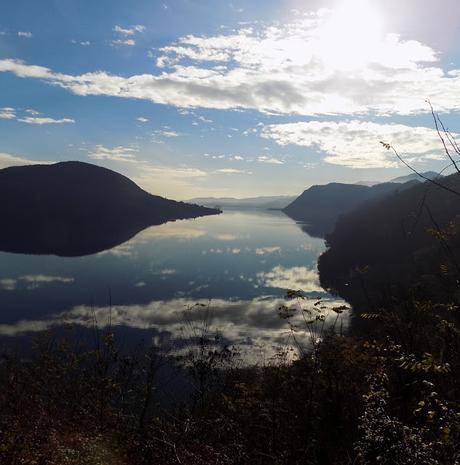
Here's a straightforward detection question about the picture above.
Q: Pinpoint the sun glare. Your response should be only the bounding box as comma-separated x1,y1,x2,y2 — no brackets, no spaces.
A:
317,0,386,70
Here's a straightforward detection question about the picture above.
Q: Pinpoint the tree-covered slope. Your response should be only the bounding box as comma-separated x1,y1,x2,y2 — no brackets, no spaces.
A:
283,181,416,237
318,173,460,307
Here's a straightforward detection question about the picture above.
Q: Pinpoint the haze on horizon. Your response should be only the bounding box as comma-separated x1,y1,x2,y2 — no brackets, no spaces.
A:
1,0,460,199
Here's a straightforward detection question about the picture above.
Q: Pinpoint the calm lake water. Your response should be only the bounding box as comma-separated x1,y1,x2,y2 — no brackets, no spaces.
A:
0,209,347,361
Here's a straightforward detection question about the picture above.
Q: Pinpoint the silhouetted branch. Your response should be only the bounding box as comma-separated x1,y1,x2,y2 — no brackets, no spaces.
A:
380,142,460,198
427,100,460,173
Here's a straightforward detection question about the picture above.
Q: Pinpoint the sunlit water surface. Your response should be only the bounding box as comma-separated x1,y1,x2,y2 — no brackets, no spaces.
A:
0,210,348,362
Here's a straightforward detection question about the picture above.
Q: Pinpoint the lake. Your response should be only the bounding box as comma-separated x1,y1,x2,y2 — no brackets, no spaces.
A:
0,209,348,362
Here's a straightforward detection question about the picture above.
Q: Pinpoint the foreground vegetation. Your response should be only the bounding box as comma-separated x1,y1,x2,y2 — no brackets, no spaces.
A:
0,288,459,465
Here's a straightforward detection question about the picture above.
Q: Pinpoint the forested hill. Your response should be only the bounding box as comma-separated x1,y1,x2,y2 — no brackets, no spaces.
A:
283,181,417,237
318,172,460,308
0,161,220,256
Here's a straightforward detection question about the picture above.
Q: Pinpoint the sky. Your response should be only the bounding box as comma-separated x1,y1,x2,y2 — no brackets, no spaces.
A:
1,0,460,199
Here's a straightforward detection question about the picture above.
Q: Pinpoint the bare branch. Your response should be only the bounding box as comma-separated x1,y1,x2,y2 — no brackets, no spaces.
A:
427,100,460,173
436,114,460,155
380,141,460,198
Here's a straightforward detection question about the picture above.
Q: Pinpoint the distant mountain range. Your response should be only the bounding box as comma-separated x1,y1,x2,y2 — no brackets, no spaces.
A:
187,195,296,210
389,171,440,184
356,171,441,187
189,173,442,217
0,162,220,256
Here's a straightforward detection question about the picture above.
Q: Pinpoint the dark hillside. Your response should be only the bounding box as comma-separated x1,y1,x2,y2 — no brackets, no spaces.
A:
318,172,460,308
283,181,416,237
0,161,220,256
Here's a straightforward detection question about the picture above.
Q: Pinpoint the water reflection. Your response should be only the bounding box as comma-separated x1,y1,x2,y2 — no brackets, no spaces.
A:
0,210,347,359
0,296,347,362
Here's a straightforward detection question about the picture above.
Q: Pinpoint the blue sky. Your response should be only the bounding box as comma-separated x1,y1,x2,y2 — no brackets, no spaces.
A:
1,0,460,199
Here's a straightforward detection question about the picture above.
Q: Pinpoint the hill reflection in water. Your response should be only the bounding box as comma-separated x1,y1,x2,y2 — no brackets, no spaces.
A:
0,210,348,361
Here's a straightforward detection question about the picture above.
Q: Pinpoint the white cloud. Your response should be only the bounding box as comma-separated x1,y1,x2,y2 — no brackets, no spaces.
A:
140,165,207,178
137,116,149,123
154,129,180,138
0,107,15,120
88,145,138,162
113,25,145,36
198,115,213,123
17,31,32,38
71,39,91,46
215,168,251,174
131,161,257,198
257,155,284,165
111,39,135,46
2,8,460,116
0,152,52,169
111,24,145,46
0,107,74,125
132,164,209,199
72,40,91,46
261,120,452,169
214,234,239,241
18,116,75,125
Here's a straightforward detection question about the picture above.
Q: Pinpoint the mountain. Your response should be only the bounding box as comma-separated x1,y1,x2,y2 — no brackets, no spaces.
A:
355,171,441,187
283,181,417,237
355,180,380,187
188,195,296,210
389,171,441,184
0,161,220,256
318,173,460,309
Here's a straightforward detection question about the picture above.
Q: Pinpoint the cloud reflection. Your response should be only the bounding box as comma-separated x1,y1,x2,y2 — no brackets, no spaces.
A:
96,221,208,257
0,295,348,361
0,274,74,291
255,246,281,255
257,266,323,292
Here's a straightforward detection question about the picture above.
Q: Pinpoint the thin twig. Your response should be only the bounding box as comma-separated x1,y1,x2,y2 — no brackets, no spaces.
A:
427,100,460,173
380,142,460,198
